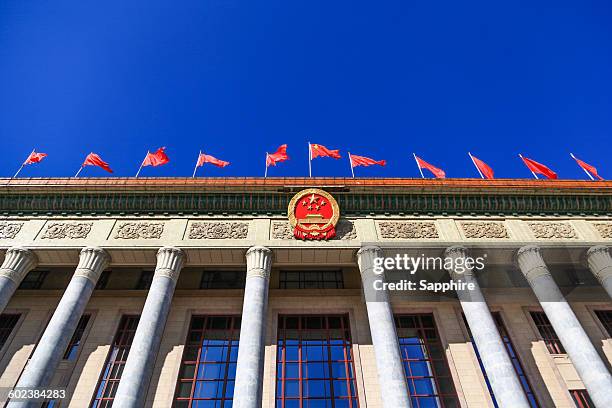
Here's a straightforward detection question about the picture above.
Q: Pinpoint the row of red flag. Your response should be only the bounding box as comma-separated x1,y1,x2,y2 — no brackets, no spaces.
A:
14,144,604,180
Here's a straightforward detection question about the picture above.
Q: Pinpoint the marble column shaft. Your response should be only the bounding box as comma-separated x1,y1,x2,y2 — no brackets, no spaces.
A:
233,246,272,408
517,245,612,408
586,246,612,299
445,246,530,407
8,247,109,408
0,247,38,314
358,246,412,408
113,246,185,408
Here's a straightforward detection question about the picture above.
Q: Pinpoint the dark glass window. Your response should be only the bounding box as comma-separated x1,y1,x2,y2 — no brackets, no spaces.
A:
463,313,539,407
135,271,154,290
63,315,91,360
395,314,459,407
174,315,241,407
530,312,565,354
0,314,20,349
18,270,47,289
276,315,359,407
200,271,245,289
90,315,140,407
95,271,111,290
571,390,595,408
594,310,612,337
279,270,344,289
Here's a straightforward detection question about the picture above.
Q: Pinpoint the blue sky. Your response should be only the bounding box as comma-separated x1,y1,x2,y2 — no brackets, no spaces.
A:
1,0,610,179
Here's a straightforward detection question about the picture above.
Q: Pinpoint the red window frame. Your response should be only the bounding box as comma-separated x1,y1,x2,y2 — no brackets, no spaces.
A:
276,314,359,408
570,390,594,408
90,315,140,408
174,315,240,407
529,312,565,354
395,313,459,408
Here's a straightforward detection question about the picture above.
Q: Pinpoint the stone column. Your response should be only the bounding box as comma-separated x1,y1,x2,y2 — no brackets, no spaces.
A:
233,246,272,408
517,245,612,408
445,246,530,407
357,246,411,408
586,246,612,299
8,247,109,408
113,247,185,408
0,247,38,314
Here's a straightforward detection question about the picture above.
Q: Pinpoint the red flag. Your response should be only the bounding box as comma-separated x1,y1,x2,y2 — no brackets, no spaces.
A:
266,144,289,167
142,147,170,167
350,154,386,167
197,153,230,168
469,153,494,179
415,155,445,178
24,151,47,165
82,152,113,173
571,154,603,180
520,155,557,179
310,143,341,159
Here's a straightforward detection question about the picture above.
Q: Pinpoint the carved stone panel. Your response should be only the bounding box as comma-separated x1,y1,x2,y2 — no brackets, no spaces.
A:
271,220,356,240
378,221,439,239
188,222,249,239
460,222,509,239
41,222,93,239
0,222,23,239
114,222,164,239
528,222,577,239
593,223,612,239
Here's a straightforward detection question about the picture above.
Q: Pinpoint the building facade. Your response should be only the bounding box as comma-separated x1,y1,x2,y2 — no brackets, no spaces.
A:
0,177,610,408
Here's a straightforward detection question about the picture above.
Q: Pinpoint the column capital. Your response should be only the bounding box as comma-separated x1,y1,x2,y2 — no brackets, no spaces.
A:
516,245,550,282
0,247,38,283
246,246,272,279
586,245,612,284
154,246,185,282
444,245,474,278
356,246,382,273
74,247,110,282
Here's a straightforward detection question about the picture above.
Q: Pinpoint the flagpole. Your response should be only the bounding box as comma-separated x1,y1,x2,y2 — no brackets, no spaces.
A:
192,150,201,178
308,142,312,178
13,149,35,178
135,151,148,178
518,154,538,179
74,166,84,178
413,153,425,178
468,152,484,179
264,153,269,178
348,153,355,178
570,153,595,181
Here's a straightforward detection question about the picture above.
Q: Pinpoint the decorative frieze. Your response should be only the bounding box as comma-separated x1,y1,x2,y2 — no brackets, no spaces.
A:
0,222,23,239
593,223,612,239
114,222,164,239
460,222,509,239
188,222,249,239
528,222,577,239
271,220,356,240
41,222,93,239
378,221,439,239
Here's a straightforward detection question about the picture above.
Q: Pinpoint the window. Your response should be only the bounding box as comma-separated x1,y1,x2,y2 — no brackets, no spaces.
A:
90,315,140,407
594,310,612,336
279,270,344,289
276,315,359,408
570,390,594,408
174,316,241,407
135,271,154,290
0,314,20,349
18,270,47,289
395,314,459,407
200,271,245,289
462,313,539,407
530,312,565,354
95,271,111,290
63,315,91,360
